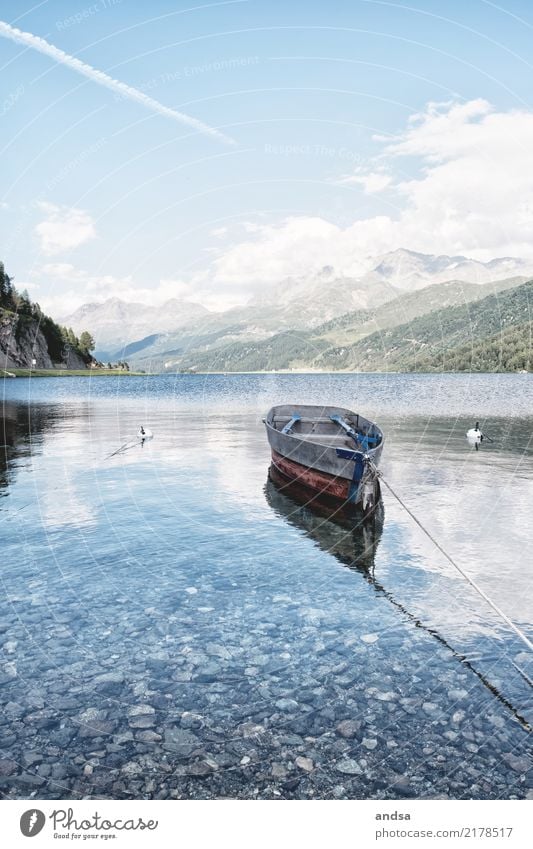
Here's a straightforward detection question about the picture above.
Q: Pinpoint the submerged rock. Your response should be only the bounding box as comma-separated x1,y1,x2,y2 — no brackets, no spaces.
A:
336,720,361,739
163,727,201,757
275,698,299,713
122,761,143,776
336,759,363,775
135,730,162,743
128,715,156,729
187,760,216,777
502,753,530,774
0,759,18,776
127,704,156,717
271,762,288,779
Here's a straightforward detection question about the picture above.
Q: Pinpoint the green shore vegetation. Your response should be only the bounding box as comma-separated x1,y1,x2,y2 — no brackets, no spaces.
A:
1,260,95,364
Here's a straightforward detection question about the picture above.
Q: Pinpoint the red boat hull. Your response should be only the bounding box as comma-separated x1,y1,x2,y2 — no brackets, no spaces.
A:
271,449,350,502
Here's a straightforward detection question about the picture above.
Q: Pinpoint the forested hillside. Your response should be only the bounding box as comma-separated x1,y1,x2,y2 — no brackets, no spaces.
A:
314,280,533,372
1,261,95,369
170,278,532,373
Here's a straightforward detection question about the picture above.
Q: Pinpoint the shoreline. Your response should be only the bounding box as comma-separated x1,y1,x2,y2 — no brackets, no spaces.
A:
2,368,147,378
2,368,530,378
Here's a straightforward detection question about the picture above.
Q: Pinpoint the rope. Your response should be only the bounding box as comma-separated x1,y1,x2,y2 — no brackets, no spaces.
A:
105,438,143,459
375,467,533,656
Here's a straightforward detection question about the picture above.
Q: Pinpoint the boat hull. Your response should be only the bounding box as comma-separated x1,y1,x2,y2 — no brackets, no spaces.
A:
270,450,381,515
271,449,351,501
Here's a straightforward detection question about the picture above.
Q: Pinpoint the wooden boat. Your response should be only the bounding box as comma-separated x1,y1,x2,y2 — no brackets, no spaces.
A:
264,404,384,516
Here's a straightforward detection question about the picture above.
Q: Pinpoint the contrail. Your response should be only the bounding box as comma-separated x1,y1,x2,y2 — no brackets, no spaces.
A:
0,20,234,144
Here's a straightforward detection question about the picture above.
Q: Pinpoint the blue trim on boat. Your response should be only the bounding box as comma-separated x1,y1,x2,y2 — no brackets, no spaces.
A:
336,447,365,503
281,413,301,434
330,413,379,451
330,413,358,444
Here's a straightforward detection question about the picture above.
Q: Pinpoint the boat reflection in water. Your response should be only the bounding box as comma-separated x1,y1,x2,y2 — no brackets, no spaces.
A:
265,464,532,730
265,462,384,574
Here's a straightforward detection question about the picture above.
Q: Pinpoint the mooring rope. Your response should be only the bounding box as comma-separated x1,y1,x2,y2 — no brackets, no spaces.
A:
372,465,533,658
105,438,143,459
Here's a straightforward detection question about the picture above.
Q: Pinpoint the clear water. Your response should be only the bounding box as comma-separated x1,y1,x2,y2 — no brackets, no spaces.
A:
1,374,532,800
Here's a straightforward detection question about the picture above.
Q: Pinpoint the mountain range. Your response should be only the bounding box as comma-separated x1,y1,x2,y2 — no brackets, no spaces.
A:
60,249,533,371
63,297,209,352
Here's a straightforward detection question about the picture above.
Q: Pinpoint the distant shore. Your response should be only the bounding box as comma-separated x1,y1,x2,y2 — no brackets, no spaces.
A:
2,368,530,379
2,368,148,378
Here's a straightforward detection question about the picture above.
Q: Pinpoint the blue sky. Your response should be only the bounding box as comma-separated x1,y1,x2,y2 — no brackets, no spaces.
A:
1,0,533,314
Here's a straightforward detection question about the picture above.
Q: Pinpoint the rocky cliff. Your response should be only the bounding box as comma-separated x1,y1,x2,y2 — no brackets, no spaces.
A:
0,310,87,370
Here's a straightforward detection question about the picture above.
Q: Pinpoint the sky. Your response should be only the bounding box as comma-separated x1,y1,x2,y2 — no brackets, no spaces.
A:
2,0,533,315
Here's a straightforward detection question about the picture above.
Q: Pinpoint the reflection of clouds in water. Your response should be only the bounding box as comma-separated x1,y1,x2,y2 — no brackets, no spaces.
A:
40,476,97,529
33,429,98,530
199,419,270,510
378,451,533,636
104,408,271,511
82,409,270,545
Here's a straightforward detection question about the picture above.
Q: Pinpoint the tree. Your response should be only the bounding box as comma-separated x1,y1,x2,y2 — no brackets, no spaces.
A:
0,261,15,309
0,261,7,306
67,327,78,348
17,289,33,317
79,331,95,354
40,315,64,361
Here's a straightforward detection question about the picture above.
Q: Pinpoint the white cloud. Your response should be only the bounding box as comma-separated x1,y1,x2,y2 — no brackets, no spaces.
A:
340,170,393,193
387,99,533,258
213,217,349,286
208,99,533,291
41,262,84,279
35,203,96,255
211,215,398,288
33,263,200,315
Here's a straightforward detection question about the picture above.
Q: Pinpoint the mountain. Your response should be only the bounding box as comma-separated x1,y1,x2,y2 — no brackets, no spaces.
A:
247,252,533,315
62,249,533,368
96,270,400,366
315,275,529,348
247,264,400,323
62,297,210,353
313,279,533,372
131,275,529,373
363,249,531,291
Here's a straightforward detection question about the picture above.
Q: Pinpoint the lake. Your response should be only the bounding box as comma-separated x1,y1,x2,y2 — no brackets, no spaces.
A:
1,373,532,800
